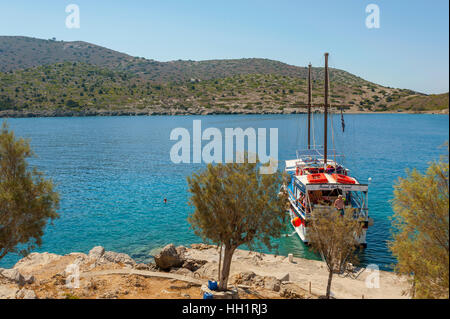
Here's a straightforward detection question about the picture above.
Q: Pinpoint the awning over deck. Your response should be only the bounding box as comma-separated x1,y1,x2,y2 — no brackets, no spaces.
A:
294,174,368,192
305,183,368,192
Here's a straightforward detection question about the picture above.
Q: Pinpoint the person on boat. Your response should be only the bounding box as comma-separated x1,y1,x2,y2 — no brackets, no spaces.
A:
298,193,305,208
334,195,345,216
325,165,335,174
303,196,309,214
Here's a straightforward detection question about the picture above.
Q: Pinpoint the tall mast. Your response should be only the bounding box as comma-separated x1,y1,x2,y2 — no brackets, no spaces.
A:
307,63,312,150
324,52,329,165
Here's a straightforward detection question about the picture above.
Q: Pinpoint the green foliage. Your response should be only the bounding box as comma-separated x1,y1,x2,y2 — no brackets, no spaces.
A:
308,208,364,298
389,149,449,299
0,95,15,111
0,65,388,113
0,122,60,261
65,99,80,108
187,159,287,289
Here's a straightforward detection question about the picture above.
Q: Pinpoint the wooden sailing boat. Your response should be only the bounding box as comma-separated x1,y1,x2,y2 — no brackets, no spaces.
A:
284,53,370,247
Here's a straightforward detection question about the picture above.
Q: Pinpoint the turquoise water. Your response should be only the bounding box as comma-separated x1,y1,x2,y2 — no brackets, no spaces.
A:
1,114,448,270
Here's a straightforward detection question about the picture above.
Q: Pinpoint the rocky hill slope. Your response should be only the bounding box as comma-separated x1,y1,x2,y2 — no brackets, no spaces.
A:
0,36,447,116
0,36,368,84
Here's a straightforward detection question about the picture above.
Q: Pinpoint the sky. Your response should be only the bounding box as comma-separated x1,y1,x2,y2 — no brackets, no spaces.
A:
0,0,448,94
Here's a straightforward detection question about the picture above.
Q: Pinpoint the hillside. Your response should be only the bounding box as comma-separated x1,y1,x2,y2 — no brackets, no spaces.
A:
0,36,371,85
0,36,447,116
0,36,136,72
1,62,439,116
388,93,449,112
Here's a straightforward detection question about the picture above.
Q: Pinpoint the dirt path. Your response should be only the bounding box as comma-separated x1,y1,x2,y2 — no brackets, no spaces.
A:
185,247,410,299
81,269,203,285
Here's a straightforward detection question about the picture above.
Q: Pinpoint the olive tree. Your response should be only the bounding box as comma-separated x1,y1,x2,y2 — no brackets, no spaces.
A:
390,151,449,299
187,160,287,290
308,207,363,299
0,122,59,261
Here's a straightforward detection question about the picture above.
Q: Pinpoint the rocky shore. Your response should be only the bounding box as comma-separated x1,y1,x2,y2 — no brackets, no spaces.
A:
0,243,410,299
0,108,307,118
1,106,447,118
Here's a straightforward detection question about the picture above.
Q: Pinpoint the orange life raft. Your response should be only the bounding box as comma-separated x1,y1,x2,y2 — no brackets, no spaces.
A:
332,174,355,184
307,173,328,184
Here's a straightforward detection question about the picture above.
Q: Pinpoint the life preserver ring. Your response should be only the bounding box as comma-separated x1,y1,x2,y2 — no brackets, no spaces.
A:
292,217,302,227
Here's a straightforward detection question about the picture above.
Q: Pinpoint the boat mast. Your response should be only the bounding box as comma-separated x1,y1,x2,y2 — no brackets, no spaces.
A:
307,63,312,150
324,52,329,165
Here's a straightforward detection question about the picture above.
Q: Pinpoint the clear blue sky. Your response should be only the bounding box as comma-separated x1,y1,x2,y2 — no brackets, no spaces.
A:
0,0,448,93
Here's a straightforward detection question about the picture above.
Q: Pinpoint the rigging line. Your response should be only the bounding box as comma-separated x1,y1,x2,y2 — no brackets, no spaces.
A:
340,111,346,168
312,106,316,149
300,114,306,151
300,112,308,151
328,71,336,165
328,52,342,161
310,69,316,150
325,57,335,164
331,108,336,164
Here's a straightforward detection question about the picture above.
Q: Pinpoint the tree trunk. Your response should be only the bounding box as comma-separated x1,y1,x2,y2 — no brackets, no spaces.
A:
218,245,235,291
326,269,333,299
218,243,223,282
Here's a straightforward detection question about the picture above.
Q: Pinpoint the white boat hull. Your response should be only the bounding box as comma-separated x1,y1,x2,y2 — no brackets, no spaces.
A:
288,209,308,243
288,209,368,247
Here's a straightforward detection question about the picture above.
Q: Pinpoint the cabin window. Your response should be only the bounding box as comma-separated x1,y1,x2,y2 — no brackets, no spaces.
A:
308,189,344,205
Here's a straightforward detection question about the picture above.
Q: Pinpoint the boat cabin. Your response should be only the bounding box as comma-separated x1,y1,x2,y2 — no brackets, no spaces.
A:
285,150,369,222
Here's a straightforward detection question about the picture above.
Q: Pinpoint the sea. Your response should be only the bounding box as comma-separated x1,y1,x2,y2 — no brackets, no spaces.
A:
1,113,448,270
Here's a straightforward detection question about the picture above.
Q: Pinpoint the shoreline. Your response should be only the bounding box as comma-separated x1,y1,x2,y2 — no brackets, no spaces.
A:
0,243,411,299
1,108,448,119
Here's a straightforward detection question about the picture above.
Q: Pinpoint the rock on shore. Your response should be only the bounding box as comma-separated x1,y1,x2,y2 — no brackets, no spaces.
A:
153,244,184,270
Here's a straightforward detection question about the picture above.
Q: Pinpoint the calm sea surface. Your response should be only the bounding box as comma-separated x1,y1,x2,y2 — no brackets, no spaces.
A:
1,114,448,270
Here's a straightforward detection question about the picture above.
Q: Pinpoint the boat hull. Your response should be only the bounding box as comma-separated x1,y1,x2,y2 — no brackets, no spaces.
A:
288,208,308,243
288,208,368,247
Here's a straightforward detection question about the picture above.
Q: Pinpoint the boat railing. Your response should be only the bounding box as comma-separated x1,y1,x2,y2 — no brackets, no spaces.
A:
296,148,345,162
309,203,367,220
287,188,308,219
360,207,369,219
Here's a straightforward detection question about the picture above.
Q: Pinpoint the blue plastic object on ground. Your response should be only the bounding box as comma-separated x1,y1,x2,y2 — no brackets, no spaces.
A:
203,292,214,299
208,280,218,291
